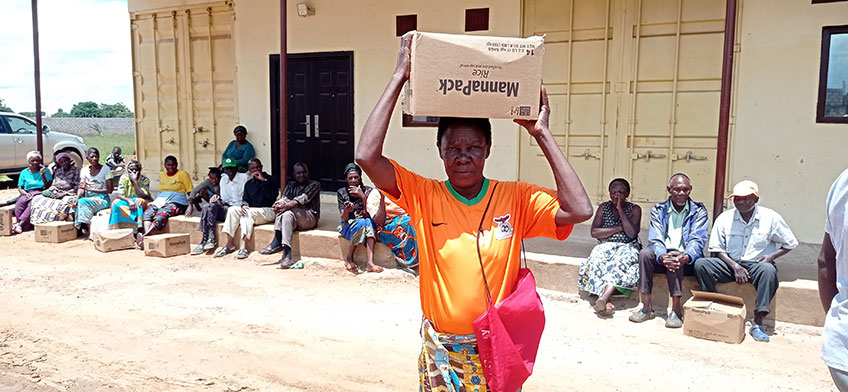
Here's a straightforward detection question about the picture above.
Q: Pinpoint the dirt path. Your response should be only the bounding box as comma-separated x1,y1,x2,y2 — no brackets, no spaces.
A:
0,219,838,391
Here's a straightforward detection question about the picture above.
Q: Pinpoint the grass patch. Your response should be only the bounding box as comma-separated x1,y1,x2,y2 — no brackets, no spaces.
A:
81,134,136,164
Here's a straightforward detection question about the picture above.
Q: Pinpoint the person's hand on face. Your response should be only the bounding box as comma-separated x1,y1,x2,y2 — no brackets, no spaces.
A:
348,186,364,199
248,162,264,181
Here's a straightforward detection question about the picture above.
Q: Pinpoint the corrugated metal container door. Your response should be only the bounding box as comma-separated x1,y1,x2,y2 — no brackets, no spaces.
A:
520,0,731,207
131,2,236,185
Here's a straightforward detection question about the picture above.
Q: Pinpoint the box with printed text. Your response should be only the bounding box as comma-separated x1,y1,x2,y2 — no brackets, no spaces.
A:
402,32,545,120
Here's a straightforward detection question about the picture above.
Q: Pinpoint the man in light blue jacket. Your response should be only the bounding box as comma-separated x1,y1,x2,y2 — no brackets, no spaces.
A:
629,173,709,328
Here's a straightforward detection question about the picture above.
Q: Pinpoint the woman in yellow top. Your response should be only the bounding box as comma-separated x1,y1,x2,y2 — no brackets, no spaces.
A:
356,33,593,391
137,155,193,247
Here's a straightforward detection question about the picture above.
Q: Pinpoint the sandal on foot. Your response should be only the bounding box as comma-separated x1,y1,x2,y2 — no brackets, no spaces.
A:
214,247,235,258
237,249,250,259
750,325,770,342
344,261,359,274
366,265,384,273
259,245,283,255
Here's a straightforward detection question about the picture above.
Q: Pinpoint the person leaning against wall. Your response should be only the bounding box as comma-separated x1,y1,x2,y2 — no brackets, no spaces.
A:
819,168,848,391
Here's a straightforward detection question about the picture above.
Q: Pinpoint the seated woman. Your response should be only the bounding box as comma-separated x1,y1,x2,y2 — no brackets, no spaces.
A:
578,178,642,316
366,188,419,274
75,148,114,236
30,152,81,225
108,160,152,230
221,125,255,173
137,155,193,247
12,151,53,233
337,163,381,274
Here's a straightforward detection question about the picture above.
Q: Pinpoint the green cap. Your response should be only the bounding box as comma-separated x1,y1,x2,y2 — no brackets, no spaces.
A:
222,158,237,168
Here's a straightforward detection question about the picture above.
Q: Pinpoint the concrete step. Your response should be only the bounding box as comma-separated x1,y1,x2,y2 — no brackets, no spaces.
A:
164,215,824,328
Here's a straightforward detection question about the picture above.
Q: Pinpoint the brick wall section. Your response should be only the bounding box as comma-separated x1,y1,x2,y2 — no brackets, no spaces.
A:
42,118,135,136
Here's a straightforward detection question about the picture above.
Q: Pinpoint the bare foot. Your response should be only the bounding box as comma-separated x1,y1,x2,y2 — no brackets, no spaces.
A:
365,265,383,273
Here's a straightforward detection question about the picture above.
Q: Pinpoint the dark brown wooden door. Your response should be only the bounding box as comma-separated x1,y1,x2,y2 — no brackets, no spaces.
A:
270,52,354,191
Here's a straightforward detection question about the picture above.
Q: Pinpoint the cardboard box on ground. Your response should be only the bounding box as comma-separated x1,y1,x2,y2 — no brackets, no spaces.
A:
683,290,747,344
0,206,12,236
92,229,135,252
144,233,190,258
402,32,544,120
34,221,77,243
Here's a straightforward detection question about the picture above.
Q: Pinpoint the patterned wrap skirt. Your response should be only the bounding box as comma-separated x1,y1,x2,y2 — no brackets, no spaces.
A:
378,214,419,268
338,218,376,246
419,319,494,392
578,241,640,296
30,195,76,224
109,198,148,229
74,194,110,228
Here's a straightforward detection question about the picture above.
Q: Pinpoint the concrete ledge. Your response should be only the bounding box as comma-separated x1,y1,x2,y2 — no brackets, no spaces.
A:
161,217,823,327
525,251,823,327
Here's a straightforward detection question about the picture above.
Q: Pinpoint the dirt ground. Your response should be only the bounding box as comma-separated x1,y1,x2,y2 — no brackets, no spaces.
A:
0,191,838,391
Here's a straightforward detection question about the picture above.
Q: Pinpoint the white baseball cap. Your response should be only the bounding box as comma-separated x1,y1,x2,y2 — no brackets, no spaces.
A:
727,180,759,198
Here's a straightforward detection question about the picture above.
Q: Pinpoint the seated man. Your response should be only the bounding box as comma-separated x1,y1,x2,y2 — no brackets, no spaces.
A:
191,159,249,254
214,158,279,259
694,180,798,342
258,162,321,269
629,173,709,328
186,167,221,216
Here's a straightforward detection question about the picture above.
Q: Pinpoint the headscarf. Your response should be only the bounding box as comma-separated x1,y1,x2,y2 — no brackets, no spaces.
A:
55,152,72,164
26,150,42,161
343,163,362,177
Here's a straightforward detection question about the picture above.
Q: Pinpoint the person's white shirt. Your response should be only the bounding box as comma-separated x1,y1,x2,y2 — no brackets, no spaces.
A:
220,172,249,207
707,205,798,262
823,168,848,372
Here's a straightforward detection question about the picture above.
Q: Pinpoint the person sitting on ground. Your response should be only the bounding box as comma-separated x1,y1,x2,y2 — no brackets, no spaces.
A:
186,167,221,216
214,158,279,259
29,152,80,225
818,168,848,390
337,163,381,274
12,151,53,233
258,162,321,269
629,173,709,328
222,125,255,173
137,155,193,247
191,158,249,255
694,180,798,342
74,148,113,237
105,146,126,180
108,160,152,230
579,178,642,316
366,187,419,273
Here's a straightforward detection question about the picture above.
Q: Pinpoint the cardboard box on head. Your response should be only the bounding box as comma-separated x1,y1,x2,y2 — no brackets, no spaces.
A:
34,221,77,243
144,233,190,258
92,229,136,252
402,32,545,120
683,290,748,344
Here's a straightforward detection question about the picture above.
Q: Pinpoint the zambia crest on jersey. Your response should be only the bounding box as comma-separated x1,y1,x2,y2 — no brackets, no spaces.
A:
493,214,514,240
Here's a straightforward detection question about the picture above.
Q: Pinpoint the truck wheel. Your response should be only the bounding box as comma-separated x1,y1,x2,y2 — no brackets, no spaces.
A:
65,150,83,167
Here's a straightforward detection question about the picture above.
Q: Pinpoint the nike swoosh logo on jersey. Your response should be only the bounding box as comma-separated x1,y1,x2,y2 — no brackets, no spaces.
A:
431,221,447,227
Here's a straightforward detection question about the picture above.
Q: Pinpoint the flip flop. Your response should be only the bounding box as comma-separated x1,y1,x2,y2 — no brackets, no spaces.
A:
750,325,770,342
214,247,236,258
344,261,359,274
237,249,250,259
366,265,384,273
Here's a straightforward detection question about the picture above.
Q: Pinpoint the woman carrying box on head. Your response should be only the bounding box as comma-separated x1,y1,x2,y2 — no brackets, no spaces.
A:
355,32,593,392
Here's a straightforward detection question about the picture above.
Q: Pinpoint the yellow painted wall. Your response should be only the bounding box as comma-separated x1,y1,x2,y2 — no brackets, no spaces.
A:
732,0,848,242
233,0,523,183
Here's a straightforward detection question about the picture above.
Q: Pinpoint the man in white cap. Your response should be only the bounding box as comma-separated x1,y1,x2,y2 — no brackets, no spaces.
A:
694,180,798,342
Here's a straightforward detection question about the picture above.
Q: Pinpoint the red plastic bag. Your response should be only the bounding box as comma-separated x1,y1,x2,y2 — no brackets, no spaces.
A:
472,268,545,392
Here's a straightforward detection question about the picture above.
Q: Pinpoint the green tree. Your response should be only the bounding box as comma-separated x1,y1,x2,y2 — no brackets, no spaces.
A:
70,101,100,117
99,102,133,118
51,108,71,118
0,98,12,112
19,111,46,118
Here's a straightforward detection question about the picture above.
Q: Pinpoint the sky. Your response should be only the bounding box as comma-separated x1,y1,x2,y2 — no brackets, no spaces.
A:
828,33,848,91
0,0,132,114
